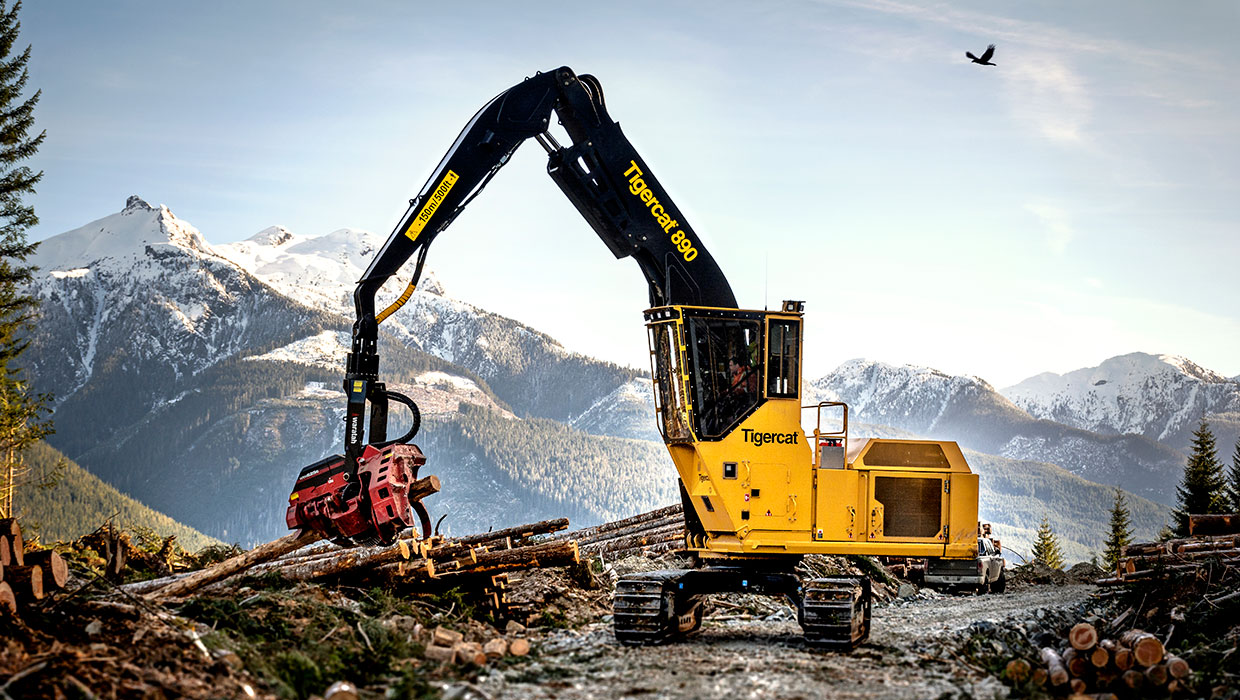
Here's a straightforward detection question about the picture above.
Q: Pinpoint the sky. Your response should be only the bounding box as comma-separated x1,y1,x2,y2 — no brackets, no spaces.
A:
20,1,1240,388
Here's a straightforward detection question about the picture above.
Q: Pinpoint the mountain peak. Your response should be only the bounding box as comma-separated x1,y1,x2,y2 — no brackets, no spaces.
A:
247,225,298,247
1002,352,1240,449
124,195,156,213
33,197,214,272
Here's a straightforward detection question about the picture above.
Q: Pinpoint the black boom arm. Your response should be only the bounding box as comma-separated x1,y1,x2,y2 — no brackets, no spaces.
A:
342,66,737,469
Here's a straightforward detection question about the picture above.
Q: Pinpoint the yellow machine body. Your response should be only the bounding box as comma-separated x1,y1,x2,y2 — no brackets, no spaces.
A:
646,303,979,561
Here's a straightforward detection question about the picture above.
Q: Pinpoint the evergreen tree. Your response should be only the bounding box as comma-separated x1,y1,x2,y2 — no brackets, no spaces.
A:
0,0,50,518
1229,438,1240,513
1172,419,1228,536
1031,515,1065,570
1102,487,1133,571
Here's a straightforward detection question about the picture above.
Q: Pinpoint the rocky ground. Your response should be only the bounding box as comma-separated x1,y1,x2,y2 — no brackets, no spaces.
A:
467,585,1097,700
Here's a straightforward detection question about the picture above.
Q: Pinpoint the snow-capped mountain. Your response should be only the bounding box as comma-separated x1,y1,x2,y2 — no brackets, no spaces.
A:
569,378,661,442
813,359,1185,505
1003,352,1240,453
215,223,639,423
23,197,659,543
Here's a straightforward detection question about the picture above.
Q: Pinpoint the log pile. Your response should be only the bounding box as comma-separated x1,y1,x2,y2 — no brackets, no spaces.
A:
552,503,687,559
131,517,578,612
0,518,70,614
1098,516,1240,586
1009,621,1193,697
420,623,533,667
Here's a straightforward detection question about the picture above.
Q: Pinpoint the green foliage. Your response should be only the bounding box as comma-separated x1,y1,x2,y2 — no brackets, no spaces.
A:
1102,487,1133,571
1173,419,1229,536
0,0,49,518
1229,438,1240,513
12,440,220,550
443,403,677,525
968,450,1166,564
185,590,427,700
1031,515,1065,570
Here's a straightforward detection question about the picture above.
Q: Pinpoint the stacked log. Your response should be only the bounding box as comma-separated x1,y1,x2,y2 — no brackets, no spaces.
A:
130,517,575,601
0,518,70,613
554,504,687,559
1009,620,1189,698
1098,526,1240,586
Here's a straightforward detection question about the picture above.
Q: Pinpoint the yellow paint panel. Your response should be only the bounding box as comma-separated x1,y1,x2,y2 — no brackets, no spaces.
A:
947,472,980,557
812,469,862,541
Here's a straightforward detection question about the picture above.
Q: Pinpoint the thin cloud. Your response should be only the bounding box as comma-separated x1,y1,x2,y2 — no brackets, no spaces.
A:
1002,53,1092,143
1024,202,1075,254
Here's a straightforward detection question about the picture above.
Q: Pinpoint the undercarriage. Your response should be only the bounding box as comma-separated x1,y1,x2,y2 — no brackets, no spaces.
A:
613,564,871,650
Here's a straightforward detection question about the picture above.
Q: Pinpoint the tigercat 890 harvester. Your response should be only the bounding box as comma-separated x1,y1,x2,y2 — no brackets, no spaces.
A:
285,66,980,650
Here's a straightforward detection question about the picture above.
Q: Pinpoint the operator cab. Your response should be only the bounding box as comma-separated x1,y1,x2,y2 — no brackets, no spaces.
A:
645,301,803,443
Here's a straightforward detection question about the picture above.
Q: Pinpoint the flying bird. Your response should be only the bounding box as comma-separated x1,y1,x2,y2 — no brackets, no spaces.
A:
966,44,996,66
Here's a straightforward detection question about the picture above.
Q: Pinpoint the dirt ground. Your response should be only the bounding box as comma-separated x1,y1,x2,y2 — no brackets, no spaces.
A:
464,585,1097,700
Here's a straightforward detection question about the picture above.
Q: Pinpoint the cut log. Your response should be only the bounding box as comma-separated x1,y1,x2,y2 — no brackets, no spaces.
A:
1188,513,1239,536
1040,648,1069,686
583,526,685,555
454,642,486,666
575,516,685,546
508,638,530,657
24,550,68,590
483,638,508,659
7,564,43,601
119,571,195,596
1164,654,1190,679
1069,622,1098,650
553,504,681,542
431,626,464,647
150,529,322,599
423,645,455,663
0,580,14,613
0,518,23,567
443,518,570,548
435,540,579,579
1121,670,1145,690
1004,658,1031,682
1061,648,1087,677
1089,646,1108,668
1069,678,1086,694
1030,668,1048,687
1119,630,1164,667
1144,663,1168,686
0,534,9,567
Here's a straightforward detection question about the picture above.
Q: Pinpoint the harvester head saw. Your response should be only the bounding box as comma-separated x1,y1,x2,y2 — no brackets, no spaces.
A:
286,384,434,547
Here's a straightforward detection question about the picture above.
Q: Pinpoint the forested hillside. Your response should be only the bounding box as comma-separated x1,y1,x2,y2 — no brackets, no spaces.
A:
969,449,1167,564
12,441,221,551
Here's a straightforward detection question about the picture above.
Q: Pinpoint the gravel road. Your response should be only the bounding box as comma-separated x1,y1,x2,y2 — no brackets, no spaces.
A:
465,584,1097,700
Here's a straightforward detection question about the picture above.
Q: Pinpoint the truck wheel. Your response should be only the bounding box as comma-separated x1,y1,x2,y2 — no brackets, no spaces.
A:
992,570,1006,594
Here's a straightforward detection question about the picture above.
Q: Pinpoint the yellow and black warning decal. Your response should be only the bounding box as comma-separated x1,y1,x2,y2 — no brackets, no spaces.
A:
404,170,459,242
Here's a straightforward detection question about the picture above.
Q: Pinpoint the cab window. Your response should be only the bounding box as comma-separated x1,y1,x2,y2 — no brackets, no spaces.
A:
648,323,691,441
767,320,800,398
683,314,762,438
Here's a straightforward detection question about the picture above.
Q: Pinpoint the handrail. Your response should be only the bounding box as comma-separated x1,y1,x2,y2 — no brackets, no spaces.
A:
801,401,848,468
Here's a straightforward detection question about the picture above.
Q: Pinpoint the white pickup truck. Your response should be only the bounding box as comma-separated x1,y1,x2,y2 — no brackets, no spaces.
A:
924,536,1007,593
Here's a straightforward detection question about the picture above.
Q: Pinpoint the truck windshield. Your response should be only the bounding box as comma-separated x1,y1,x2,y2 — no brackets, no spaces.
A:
683,313,763,438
